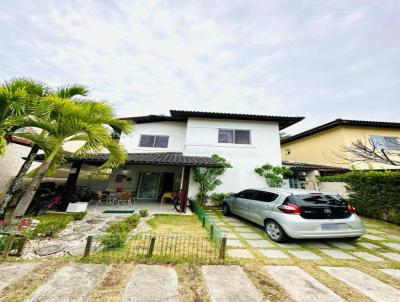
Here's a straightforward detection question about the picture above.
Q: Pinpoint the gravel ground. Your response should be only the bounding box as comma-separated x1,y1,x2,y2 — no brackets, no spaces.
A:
22,214,153,259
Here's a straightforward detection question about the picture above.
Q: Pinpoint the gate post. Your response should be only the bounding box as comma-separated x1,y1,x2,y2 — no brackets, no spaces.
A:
219,237,227,260
148,236,156,257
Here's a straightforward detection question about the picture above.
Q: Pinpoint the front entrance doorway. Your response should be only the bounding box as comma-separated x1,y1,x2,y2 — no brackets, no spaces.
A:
136,172,175,199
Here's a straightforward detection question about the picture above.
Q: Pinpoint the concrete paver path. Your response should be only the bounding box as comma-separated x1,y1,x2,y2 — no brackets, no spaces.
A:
25,264,106,302
266,266,345,302
122,265,178,302
320,266,400,302
379,269,400,280
202,265,263,302
0,262,39,290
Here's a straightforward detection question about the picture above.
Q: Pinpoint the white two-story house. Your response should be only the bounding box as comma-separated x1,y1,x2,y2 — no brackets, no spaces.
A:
62,110,303,212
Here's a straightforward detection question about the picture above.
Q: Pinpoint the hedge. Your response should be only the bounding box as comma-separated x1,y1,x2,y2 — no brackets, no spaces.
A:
319,171,400,224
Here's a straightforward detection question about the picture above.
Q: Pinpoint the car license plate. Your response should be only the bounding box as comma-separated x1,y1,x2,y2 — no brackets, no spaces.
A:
321,223,348,230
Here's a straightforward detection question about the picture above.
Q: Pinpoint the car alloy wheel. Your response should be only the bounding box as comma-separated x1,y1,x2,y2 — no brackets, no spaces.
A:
266,222,281,241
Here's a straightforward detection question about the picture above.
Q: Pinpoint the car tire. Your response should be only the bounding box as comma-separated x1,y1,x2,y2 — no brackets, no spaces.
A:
222,203,231,216
265,220,288,243
345,236,361,241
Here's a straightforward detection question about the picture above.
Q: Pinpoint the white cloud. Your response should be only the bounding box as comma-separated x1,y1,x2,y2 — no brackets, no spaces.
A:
0,0,399,135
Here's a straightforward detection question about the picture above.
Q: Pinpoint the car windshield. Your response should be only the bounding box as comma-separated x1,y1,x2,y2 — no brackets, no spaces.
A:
291,194,347,207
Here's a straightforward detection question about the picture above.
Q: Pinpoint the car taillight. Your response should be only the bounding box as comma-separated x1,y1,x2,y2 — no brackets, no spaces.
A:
278,201,302,214
347,204,357,214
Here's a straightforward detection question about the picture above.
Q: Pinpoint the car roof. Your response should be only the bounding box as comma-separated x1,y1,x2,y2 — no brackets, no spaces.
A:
249,188,322,195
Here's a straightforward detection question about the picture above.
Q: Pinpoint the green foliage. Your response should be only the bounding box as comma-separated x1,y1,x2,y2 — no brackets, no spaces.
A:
27,214,74,238
125,214,140,227
320,170,400,224
106,222,132,233
209,192,229,206
72,212,86,221
255,163,293,187
192,154,232,206
139,209,149,218
99,232,128,251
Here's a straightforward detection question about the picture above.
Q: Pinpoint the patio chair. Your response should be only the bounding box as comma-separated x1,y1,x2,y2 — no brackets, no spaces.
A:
115,192,133,207
161,191,174,204
92,191,109,208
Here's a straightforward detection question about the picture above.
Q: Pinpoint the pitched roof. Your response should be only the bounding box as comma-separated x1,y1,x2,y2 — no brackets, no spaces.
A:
281,119,400,144
35,152,222,168
282,161,349,172
122,110,304,130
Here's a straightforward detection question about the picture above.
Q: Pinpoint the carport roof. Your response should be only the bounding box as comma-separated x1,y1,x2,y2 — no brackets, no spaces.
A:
34,152,223,168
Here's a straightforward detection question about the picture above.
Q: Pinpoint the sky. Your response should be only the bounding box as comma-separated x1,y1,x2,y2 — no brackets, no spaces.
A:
0,0,399,135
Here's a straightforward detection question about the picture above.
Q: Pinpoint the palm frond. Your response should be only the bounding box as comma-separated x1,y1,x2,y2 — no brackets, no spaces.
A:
54,84,89,98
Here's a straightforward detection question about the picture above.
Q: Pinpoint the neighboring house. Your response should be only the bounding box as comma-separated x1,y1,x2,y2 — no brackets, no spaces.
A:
55,110,303,210
282,161,349,190
281,119,400,170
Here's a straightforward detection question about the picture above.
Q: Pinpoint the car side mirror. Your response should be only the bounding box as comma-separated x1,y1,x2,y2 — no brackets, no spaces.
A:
232,193,238,198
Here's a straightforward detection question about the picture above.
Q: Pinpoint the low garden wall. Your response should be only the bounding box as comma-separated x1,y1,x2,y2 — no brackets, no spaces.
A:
320,170,400,224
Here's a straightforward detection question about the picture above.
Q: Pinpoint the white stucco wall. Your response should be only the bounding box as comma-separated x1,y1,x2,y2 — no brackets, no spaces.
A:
0,143,31,193
183,118,282,197
119,121,187,153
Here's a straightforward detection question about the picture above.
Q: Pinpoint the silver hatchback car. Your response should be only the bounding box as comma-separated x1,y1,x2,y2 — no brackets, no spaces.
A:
222,188,365,242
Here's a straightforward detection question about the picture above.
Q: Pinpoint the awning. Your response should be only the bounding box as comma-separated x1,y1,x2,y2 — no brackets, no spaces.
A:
282,161,349,172
34,152,223,168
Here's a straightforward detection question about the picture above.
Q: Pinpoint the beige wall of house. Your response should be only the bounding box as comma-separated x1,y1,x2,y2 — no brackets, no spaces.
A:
282,126,400,170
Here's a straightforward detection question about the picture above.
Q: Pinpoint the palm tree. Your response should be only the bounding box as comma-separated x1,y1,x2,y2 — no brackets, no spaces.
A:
0,77,48,156
0,80,89,219
10,96,132,222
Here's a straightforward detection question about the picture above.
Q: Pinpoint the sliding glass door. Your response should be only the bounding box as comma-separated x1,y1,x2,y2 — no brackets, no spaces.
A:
136,172,161,199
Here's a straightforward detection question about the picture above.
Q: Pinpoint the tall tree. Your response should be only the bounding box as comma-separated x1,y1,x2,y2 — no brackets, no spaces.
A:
338,138,400,166
11,96,132,222
0,78,48,156
0,80,89,219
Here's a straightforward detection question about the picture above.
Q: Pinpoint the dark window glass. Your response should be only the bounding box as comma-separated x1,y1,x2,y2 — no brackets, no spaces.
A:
218,129,234,143
219,129,251,144
291,194,347,207
139,135,155,147
256,191,278,202
235,130,250,144
154,136,169,148
237,190,257,200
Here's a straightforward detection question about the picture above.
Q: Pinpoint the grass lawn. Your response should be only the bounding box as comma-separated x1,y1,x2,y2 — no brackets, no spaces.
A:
146,214,209,236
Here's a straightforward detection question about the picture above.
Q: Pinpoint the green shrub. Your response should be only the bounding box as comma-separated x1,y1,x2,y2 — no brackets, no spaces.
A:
73,212,86,221
320,170,400,224
99,232,128,250
29,220,68,238
209,193,229,206
139,209,148,217
27,214,74,238
125,214,140,227
106,222,132,233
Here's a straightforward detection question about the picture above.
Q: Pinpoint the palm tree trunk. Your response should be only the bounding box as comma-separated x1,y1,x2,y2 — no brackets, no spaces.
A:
0,144,39,219
11,146,59,224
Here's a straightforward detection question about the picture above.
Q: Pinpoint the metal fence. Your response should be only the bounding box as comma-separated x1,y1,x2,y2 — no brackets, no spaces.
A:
83,201,227,263
190,200,226,245
0,232,28,259
85,232,225,263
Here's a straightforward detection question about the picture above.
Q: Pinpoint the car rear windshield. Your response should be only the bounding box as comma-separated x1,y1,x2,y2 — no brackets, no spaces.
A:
290,194,347,207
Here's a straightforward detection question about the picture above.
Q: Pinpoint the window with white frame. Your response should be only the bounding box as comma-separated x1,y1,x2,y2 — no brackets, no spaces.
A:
218,129,251,144
370,135,400,151
139,135,169,148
